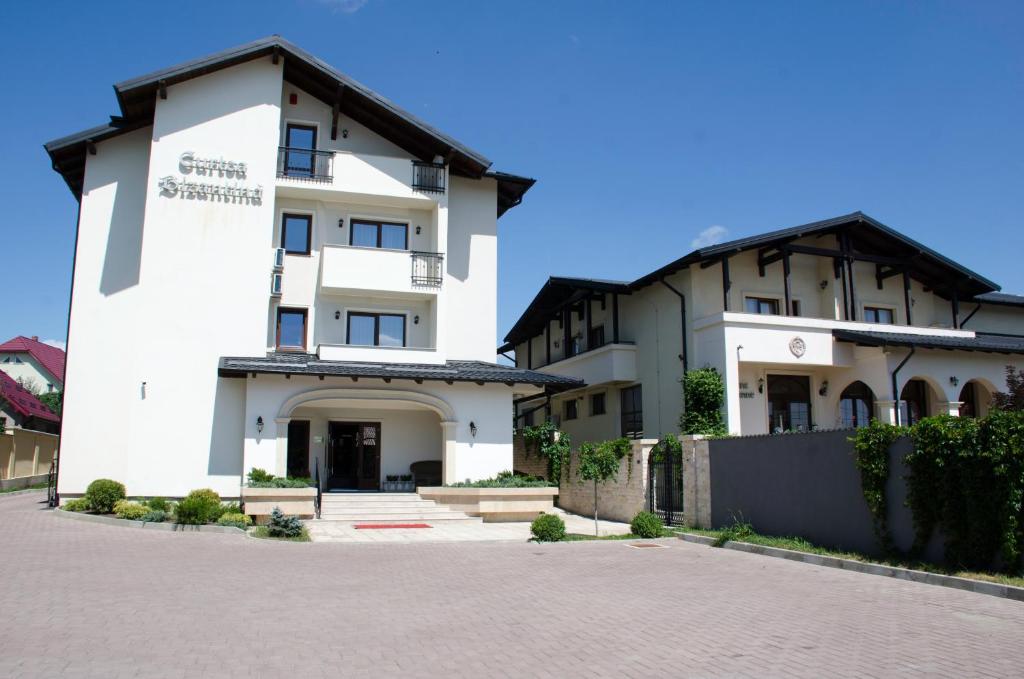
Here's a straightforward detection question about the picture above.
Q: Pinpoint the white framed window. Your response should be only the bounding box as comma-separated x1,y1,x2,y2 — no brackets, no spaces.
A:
863,305,896,324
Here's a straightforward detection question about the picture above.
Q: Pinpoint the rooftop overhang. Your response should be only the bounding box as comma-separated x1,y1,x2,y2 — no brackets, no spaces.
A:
832,329,1024,355
502,277,631,347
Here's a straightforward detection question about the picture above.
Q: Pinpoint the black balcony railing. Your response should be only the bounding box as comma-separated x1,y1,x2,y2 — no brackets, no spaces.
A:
412,161,446,194
277,146,334,182
411,251,444,286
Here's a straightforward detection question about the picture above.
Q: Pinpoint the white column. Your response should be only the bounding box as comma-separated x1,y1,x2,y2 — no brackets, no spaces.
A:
274,417,289,478
440,421,458,485
875,399,898,426
723,350,742,435
943,401,964,417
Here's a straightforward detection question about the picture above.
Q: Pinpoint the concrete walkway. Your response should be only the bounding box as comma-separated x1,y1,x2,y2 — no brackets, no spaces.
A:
307,507,632,543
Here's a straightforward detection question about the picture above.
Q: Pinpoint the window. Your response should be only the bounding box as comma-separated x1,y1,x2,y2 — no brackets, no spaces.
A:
276,308,307,350
347,312,406,347
588,325,605,351
522,409,535,427
281,214,312,255
283,123,317,177
620,385,643,439
767,375,812,433
350,220,408,250
839,381,874,428
744,297,780,315
564,399,578,421
590,392,606,416
791,300,801,317
864,306,895,324
1,357,8,363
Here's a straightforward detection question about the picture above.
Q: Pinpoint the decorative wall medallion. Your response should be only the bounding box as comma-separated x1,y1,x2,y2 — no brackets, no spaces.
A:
789,336,806,358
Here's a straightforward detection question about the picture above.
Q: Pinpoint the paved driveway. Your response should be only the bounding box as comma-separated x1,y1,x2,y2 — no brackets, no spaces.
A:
2,492,1023,678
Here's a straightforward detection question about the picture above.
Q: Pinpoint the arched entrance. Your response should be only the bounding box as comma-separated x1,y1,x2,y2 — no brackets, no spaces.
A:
839,381,875,428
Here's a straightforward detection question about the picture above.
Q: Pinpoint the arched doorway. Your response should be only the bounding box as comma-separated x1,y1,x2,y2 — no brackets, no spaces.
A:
899,378,934,425
959,380,994,418
839,381,875,428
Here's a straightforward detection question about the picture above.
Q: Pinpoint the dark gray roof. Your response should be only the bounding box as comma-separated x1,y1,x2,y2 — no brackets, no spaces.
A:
832,329,1024,355
502,276,631,345
974,292,1024,308
45,36,533,215
218,354,583,390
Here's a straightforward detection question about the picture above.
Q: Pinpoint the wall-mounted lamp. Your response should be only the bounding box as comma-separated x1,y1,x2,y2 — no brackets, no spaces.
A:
949,376,960,387
413,315,420,324
554,340,560,349
415,225,422,235
256,416,264,434
335,311,341,320
757,377,765,394
337,218,344,229
819,280,828,290
341,129,349,139
819,380,829,396
469,421,477,437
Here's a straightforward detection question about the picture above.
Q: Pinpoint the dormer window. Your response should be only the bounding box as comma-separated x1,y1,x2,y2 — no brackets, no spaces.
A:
351,220,408,250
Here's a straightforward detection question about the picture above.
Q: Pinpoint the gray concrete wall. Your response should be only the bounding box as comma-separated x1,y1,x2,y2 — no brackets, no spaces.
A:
707,431,943,561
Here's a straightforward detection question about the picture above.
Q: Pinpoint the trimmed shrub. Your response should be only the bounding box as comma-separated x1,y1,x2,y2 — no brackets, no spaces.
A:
175,489,222,525
267,506,304,538
247,468,275,485
141,510,167,523
84,479,126,514
530,512,566,542
447,471,553,488
217,512,253,529
113,500,150,520
247,477,313,489
146,497,169,512
62,498,91,513
630,511,664,538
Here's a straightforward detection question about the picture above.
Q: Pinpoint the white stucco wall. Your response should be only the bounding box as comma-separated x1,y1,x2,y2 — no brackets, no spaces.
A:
446,176,498,361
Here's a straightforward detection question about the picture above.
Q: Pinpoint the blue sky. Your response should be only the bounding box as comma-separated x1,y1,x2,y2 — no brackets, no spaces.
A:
2,0,1022,350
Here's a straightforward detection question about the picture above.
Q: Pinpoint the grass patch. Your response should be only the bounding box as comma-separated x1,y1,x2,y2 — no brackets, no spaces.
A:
565,527,677,542
0,482,48,494
250,526,311,542
673,525,1024,589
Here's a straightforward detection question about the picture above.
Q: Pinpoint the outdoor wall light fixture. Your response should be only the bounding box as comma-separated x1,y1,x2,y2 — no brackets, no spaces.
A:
819,280,828,290
337,218,344,228
757,377,765,394
415,225,422,235
341,129,349,139
413,315,420,324
950,376,960,387
470,421,477,437
256,416,264,434
335,311,341,320
819,380,829,396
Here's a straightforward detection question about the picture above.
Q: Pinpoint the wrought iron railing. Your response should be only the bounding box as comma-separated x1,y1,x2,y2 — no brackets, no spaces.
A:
46,460,58,507
411,251,444,286
412,161,446,193
277,146,334,182
314,456,322,519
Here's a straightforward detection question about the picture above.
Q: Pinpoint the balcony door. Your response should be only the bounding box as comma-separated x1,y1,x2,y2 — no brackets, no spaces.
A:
284,123,317,178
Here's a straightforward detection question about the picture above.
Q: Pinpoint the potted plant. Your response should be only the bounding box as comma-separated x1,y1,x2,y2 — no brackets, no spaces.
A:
399,474,414,492
384,474,399,492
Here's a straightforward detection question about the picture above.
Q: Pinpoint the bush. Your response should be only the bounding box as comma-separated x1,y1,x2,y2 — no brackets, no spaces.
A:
447,471,553,488
247,468,275,485
146,497,169,512
217,512,253,529
141,510,167,523
630,511,664,538
530,513,566,542
247,477,312,489
113,500,150,520
84,479,126,514
174,488,223,525
62,497,91,513
680,367,728,436
267,506,304,538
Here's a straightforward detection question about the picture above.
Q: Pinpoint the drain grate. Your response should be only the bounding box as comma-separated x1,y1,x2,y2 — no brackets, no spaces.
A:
627,542,667,549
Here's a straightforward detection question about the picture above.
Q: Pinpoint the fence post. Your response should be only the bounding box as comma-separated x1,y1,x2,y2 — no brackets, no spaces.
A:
680,435,712,528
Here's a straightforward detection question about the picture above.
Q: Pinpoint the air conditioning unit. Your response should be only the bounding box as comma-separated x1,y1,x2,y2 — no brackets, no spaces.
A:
273,247,285,271
271,272,283,297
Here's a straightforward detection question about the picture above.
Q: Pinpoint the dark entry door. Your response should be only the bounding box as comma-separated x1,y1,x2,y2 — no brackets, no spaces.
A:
327,422,380,490
767,375,812,433
287,420,311,478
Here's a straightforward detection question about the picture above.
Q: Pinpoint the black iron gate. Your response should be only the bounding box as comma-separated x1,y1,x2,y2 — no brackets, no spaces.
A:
648,445,684,525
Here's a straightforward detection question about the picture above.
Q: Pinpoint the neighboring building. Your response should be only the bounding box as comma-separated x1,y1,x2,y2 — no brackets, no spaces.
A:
45,36,579,499
502,213,1024,440
0,372,59,435
0,336,66,394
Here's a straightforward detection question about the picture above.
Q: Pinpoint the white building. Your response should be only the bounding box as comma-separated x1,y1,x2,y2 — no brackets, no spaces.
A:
0,336,65,394
503,213,1024,440
46,36,579,499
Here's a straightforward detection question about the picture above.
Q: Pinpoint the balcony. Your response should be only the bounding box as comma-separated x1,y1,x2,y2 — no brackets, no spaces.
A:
320,245,443,298
317,343,445,365
412,161,446,194
277,147,334,182
536,342,637,386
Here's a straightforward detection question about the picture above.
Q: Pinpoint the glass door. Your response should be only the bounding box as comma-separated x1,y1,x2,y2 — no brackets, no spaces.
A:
767,375,812,433
284,123,317,178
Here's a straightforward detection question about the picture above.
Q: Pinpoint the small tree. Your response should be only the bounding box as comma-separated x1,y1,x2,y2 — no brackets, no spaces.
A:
16,377,42,397
680,367,728,436
38,390,63,417
576,439,629,535
992,365,1024,412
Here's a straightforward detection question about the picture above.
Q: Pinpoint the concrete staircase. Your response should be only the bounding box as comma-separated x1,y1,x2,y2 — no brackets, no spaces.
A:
317,492,481,525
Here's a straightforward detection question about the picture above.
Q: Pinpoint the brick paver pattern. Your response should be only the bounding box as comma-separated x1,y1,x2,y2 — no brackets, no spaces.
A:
2,491,1023,678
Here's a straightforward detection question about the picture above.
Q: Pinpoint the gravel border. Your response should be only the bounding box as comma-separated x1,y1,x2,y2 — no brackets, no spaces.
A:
676,533,1024,602
53,508,245,534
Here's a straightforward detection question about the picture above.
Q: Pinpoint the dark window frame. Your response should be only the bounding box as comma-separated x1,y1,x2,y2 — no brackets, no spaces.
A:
564,399,578,421
346,312,407,347
588,325,606,351
590,392,606,416
285,122,317,150
349,219,409,251
744,296,781,315
839,381,874,428
276,307,308,351
767,374,812,433
281,213,313,255
864,306,895,324
620,385,643,439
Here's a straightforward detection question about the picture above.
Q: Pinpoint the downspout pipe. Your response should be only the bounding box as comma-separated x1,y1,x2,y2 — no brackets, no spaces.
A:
659,278,688,372
890,346,915,426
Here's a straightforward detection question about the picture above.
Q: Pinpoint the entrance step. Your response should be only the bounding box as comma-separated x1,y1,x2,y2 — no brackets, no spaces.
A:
317,492,481,524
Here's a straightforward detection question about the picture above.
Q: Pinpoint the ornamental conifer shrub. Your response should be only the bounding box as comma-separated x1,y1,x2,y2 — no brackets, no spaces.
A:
267,506,303,538
530,512,566,542
84,479,126,514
